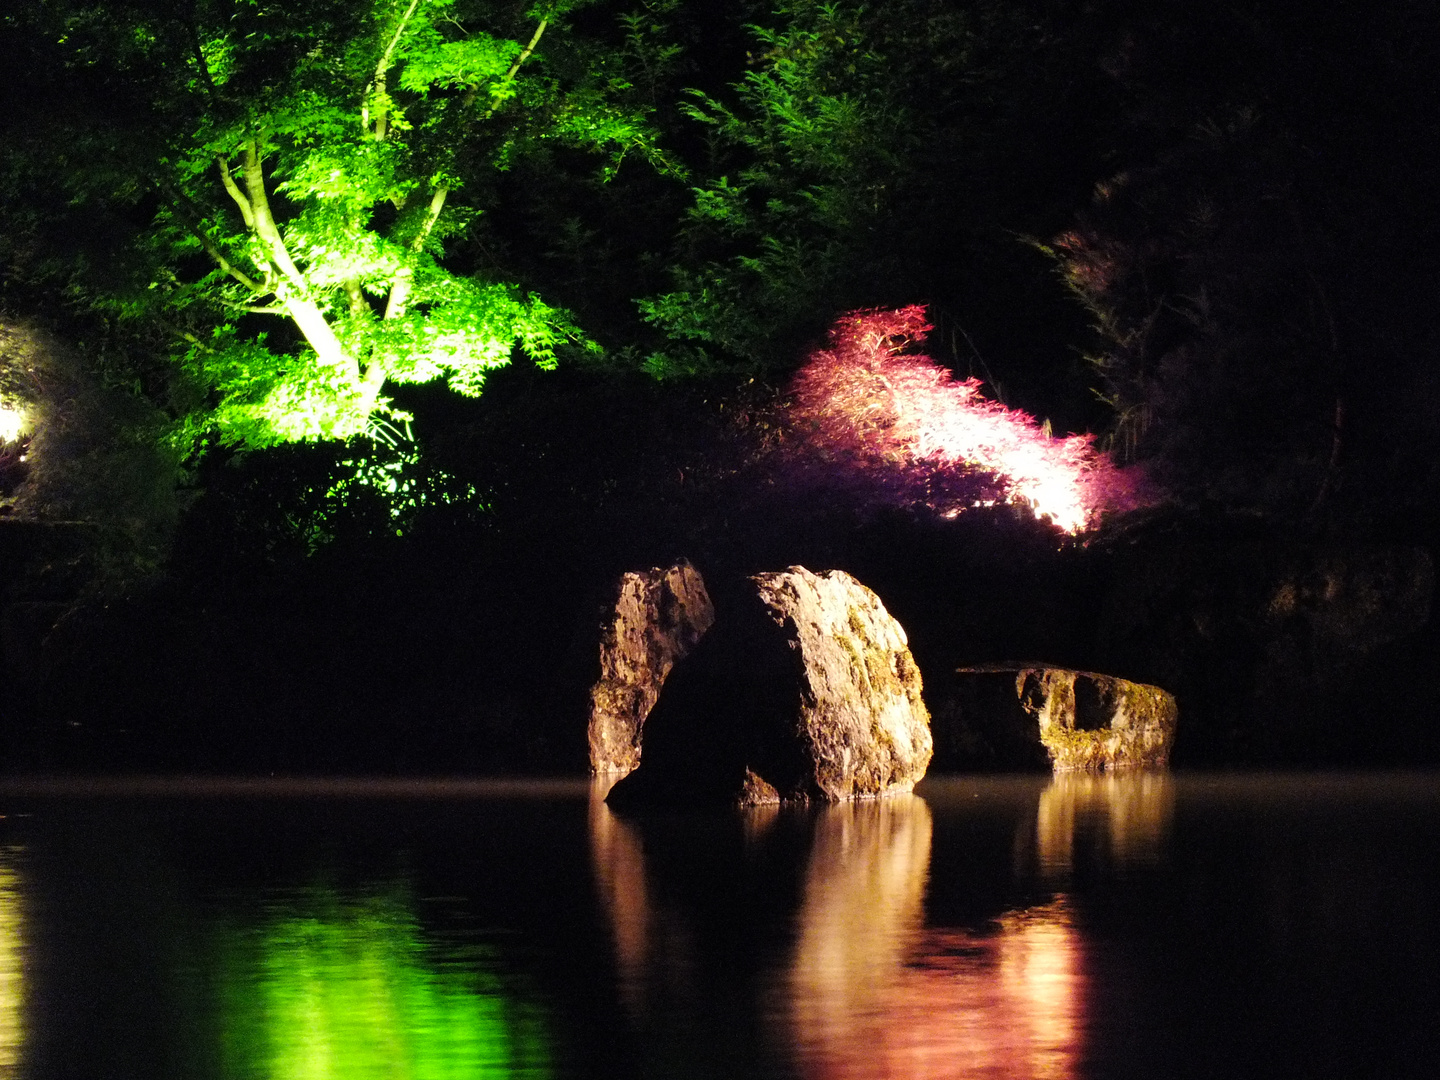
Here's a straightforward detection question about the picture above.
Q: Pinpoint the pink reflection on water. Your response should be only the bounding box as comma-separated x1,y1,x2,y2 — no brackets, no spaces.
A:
789,900,1085,1080
589,786,1090,1079
786,797,1085,1080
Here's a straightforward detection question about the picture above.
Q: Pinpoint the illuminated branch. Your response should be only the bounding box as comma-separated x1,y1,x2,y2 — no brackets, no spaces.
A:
383,184,448,320
380,12,552,322
481,12,550,122
217,157,256,230
412,182,448,248
236,141,352,371
363,0,424,140
198,239,265,293
161,184,265,293
344,281,369,316
240,141,308,291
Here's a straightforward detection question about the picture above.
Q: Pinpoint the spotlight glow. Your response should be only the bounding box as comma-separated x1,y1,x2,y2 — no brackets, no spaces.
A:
0,401,26,445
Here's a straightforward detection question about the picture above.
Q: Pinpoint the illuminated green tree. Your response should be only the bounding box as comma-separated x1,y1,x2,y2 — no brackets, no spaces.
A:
5,0,664,450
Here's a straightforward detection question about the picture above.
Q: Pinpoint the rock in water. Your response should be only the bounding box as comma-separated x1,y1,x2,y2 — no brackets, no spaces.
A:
588,560,715,775
607,566,933,807
1015,667,1176,771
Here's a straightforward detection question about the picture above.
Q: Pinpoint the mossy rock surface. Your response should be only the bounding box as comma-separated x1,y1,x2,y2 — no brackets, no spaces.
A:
608,565,932,807
1017,667,1177,771
945,664,1176,772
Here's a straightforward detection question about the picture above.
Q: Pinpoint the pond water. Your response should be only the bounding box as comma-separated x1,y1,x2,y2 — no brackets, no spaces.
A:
1,772,1438,1079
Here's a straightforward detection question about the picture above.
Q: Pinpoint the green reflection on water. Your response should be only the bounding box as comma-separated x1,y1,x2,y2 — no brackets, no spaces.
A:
215,889,551,1080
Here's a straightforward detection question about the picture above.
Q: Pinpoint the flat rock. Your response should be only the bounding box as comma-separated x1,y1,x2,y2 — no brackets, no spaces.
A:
607,566,933,807
953,665,1176,771
587,559,715,775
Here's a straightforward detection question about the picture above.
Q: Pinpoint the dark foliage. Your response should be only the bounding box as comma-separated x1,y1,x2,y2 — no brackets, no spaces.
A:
4,1,1440,772
1048,0,1440,525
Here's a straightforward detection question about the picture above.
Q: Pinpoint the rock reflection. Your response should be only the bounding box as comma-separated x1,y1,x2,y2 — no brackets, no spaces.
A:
592,785,1098,1079
787,799,1084,1080
588,778,660,1020
590,789,1105,1080
1036,771,1175,875
215,886,551,1079
0,854,22,1077
786,796,933,1067
590,779,802,1079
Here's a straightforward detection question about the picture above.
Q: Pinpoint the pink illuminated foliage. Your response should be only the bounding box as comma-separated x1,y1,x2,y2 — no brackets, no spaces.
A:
786,306,1145,533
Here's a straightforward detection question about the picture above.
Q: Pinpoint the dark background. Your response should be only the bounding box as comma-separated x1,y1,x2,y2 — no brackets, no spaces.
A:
2,0,1438,772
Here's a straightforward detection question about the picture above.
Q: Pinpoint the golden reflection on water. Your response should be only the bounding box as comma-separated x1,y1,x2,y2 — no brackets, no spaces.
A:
785,798,1083,1080
785,796,933,1070
590,785,1095,1080
0,855,21,1079
1036,772,1174,874
588,779,656,1020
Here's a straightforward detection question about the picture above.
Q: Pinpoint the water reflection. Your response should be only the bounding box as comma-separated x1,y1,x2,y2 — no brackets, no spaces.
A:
0,852,23,1078
593,788,1092,1080
785,799,1084,1080
2,774,1438,1079
1036,772,1174,875
890,901,1082,1080
588,781,654,1020
590,782,805,1079
785,797,932,1074
214,886,551,1080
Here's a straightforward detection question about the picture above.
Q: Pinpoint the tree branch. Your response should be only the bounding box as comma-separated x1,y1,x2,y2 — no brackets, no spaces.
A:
184,7,219,101
219,299,289,315
217,157,256,229
480,13,550,121
240,140,308,291
235,141,353,371
384,185,450,320
161,184,265,293
411,184,448,251
344,280,370,316
156,317,214,352
363,0,424,139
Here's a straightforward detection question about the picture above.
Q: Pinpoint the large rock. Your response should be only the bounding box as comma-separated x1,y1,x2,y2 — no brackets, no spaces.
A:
587,559,715,775
607,566,932,807
944,666,1176,772
1018,666,1175,770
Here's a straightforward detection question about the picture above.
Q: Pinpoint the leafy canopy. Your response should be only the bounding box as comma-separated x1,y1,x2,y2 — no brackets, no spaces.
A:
9,0,666,449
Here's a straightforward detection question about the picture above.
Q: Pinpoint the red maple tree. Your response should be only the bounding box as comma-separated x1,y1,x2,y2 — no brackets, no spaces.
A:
787,306,1145,532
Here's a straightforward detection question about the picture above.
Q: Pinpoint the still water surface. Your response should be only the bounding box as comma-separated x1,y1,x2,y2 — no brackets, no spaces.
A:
1,772,1438,1079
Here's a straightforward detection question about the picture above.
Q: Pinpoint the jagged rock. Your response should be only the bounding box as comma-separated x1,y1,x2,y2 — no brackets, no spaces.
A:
587,559,715,775
607,566,932,807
